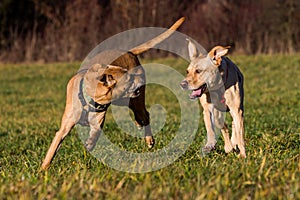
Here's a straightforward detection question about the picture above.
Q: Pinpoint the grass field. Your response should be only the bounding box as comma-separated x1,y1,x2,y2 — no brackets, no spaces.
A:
0,55,299,199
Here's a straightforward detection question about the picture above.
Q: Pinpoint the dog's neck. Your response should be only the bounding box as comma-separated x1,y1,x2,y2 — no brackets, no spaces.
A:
78,78,110,113
219,58,229,86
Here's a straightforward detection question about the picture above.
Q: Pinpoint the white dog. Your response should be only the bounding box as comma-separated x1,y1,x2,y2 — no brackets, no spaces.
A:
181,40,246,157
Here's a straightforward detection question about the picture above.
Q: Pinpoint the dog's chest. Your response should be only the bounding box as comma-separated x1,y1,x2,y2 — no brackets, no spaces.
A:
206,91,229,112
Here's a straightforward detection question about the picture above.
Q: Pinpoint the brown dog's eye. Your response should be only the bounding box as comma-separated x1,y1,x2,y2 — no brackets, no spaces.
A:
195,69,201,73
99,74,107,83
186,70,189,74
107,74,113,80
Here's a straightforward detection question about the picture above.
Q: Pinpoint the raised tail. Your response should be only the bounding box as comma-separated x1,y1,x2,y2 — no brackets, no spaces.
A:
130,17,185,55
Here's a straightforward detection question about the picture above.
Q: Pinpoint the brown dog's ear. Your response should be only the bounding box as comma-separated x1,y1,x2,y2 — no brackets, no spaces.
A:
85,64,113,88
104,65,128,74
187,39,198,61
85,64,106,82
98,64,129,88
85,64,128,88
208,46,230,65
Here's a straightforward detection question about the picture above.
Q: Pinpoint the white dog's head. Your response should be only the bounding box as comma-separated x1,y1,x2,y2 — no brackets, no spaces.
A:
180,39,230,99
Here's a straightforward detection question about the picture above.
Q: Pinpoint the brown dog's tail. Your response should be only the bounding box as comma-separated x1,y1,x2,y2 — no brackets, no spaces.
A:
130,17,185,55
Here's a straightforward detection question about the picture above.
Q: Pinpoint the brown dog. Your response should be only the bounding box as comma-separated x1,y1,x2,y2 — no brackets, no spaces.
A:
41,17,185,170
180,39,246,157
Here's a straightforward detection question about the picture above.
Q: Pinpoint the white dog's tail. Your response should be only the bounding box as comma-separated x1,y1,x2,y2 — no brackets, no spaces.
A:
130,17,185,55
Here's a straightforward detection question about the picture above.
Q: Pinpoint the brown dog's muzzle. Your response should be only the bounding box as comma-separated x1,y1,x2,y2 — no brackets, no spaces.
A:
126,85,142,98
131,84,143,98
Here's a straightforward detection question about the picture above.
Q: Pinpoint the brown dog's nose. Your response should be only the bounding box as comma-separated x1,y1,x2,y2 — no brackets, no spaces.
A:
180,80,188,89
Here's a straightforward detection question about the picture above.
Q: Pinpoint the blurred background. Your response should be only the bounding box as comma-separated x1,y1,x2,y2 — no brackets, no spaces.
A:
0,0,299,62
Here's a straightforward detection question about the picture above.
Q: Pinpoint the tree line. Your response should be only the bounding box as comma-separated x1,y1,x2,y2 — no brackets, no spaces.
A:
0,0,299,62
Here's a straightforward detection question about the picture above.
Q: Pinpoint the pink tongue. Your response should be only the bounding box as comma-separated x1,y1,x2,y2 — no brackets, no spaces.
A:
190,89,202,98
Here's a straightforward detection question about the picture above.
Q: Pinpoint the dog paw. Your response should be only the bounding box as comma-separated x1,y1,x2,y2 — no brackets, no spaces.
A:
135,121,143,130
224,143,234,153
145,136,155,149
237,146,246,158
202,144,216,154
41,161,50,170
85,140,96,152
239,152,247,158
231,139,238,150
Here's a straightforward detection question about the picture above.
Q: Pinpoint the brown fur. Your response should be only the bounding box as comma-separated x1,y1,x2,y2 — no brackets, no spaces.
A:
41,17,185,170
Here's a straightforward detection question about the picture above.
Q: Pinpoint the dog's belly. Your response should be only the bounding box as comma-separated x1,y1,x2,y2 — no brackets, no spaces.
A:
214,103,230,112
110,97,131,106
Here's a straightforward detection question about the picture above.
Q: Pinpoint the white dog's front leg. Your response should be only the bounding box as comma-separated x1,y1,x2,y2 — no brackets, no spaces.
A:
200,94,217,153
212,109,233,153
202,108,217,153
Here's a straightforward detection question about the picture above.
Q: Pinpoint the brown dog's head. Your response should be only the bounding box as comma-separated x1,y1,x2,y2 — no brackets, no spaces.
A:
112,65,145,100
84,64,142,104
180,39,230,99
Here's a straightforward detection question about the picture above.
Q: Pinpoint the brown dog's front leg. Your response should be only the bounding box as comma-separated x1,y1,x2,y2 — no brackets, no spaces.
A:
129,89,154,148
84,127,101,151
144,125,154,148
84,112,106,151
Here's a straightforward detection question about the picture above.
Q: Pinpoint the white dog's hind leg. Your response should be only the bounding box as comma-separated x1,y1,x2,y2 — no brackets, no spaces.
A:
221,123,234,153
230,109,246,157
231,121,238,150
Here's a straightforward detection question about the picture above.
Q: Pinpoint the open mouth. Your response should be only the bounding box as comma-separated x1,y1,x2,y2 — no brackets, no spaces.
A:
190,84,207,99
128,82,143,98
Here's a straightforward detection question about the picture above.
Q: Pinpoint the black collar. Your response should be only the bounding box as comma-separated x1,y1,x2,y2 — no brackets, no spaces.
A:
78,78,110,113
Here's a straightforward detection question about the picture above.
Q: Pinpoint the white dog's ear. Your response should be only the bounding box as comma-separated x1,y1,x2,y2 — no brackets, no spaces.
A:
208,46,230,65
187,39,198,61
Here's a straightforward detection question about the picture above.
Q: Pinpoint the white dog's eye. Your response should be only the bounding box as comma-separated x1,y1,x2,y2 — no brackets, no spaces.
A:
195,69,201,74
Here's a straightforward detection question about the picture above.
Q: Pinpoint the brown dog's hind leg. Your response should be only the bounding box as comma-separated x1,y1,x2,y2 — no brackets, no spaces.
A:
41,117,75,170
41,76,81,170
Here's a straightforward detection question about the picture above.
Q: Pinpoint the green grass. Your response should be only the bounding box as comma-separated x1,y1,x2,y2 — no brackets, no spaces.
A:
0,55,299,199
